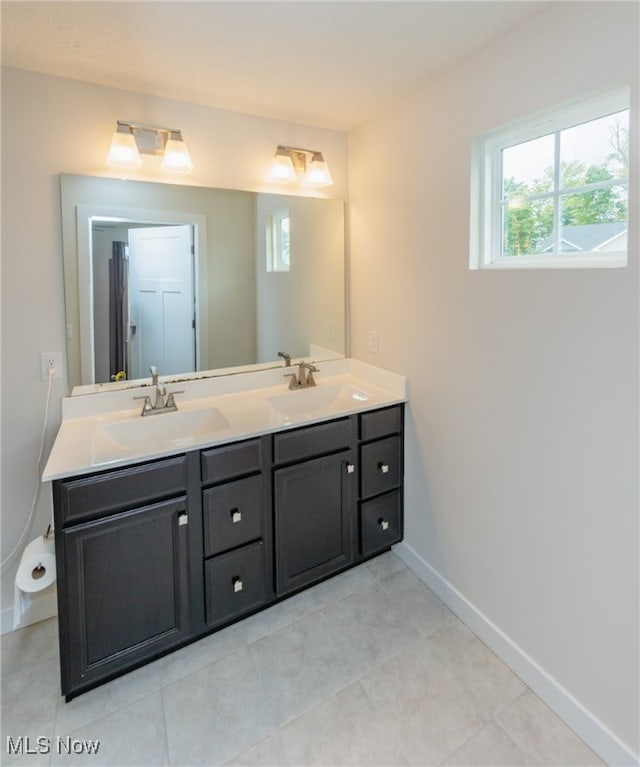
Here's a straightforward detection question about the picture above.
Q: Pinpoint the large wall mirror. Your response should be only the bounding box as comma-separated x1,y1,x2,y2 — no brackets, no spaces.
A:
60,174,346,392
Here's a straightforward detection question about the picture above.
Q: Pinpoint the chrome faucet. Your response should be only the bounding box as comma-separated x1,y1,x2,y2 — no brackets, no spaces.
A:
134,366,184,416
284,361,319,390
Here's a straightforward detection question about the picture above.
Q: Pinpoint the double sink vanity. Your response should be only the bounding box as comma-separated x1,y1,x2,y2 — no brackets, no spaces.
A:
43,358,407,700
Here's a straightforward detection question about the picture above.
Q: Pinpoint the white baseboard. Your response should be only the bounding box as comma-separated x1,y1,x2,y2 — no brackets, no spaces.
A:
394,541,639,767
1,587,58,635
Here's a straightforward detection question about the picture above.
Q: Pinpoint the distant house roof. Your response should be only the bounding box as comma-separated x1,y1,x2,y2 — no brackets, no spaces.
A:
539,222,628,252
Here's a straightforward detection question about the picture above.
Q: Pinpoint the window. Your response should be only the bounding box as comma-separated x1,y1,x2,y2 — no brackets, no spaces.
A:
266,209,290,272
470,88,630,269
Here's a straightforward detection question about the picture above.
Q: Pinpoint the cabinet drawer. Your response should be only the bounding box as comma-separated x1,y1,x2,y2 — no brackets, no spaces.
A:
201,439,263,485
361,490,402,556
59,456,188,525
360,436,401,499
203,475,263,557
205,541,266,627
273,418,353,464
360,405,402,442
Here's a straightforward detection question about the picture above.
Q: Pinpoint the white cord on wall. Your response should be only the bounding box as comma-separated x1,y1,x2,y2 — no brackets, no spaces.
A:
0,365,55,570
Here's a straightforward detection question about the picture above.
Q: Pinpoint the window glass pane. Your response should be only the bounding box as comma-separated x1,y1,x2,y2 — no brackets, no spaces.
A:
559,186,627,252
279,216,290,267
502,197,553,256
502,134,554,198
560,110,629,188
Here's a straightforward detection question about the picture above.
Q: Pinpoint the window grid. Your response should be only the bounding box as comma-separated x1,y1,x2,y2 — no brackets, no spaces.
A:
472,87,630,269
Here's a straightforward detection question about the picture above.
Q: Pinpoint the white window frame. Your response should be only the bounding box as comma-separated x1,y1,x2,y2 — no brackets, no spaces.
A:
266,209,290,272
470,87,630,270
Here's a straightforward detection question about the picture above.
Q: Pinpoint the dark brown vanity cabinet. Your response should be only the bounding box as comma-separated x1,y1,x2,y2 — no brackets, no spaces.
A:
53,405,404,700
358,406,404,557
273,418,357,596
201,437,272,629
53,456,194,699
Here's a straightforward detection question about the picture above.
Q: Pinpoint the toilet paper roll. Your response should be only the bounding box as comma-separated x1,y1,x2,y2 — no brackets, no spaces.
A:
13,536,56,629
16,536,56,593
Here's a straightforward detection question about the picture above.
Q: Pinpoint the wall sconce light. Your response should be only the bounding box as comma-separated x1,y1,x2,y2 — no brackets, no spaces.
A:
107,121,194,173
268,145,333,187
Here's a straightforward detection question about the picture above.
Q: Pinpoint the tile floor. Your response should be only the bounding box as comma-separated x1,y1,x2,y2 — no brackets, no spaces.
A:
1,552,603,767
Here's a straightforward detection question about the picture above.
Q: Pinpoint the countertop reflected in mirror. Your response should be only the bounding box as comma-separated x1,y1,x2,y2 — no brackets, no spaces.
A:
60,173,346,393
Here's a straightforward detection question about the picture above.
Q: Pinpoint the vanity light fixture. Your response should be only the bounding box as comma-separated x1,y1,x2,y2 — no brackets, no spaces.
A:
268,145,333,187
107,121,194,173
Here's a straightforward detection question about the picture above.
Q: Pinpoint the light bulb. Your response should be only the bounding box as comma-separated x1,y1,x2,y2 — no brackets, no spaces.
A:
269,149,297,183
306,153,333,186
162,132,194,173
107,126,142,168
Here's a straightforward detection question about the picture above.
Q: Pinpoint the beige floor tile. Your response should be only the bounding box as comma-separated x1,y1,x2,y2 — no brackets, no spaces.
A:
428,622,526,718
321,582,421,674
1,654,60,748
365,549,407,581
361,634,488,765
497,690,604,766
163,647,276,766
378,566,456,637
50,691,167,766
55,659,163,735
249,611,360,727
276,681,409,766
442,721,530,766
0,617,59,673
158,621,246,687
240,563,375,646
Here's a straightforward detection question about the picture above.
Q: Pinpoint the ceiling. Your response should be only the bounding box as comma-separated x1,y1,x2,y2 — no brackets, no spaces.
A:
1,1,546,131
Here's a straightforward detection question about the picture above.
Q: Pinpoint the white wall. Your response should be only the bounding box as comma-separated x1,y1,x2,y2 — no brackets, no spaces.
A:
256,194,345,361
0,67,347,625
349,3,638,763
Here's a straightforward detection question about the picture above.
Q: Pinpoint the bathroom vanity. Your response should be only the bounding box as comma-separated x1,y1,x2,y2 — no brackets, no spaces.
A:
44,360,406,700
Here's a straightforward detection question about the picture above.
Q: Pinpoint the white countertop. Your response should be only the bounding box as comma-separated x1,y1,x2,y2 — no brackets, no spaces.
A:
42,359,407,481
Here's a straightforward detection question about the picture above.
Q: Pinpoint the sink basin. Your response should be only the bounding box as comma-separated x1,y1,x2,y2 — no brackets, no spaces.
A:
92,406,229,462
267,383,371,418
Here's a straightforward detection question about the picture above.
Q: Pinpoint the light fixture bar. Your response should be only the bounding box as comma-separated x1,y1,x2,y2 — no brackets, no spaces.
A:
107,121,194,173
268,145,333,187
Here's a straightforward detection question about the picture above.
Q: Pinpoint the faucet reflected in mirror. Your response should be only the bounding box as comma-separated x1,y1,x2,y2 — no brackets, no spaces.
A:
60,174,346,392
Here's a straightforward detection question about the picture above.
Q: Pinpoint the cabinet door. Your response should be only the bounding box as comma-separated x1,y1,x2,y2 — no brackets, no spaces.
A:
59,497,190,698
275,450,355,596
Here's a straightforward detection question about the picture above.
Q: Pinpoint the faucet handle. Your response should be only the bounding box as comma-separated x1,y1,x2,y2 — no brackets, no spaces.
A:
165,390,184,409
284,372,299,390
133,395,153,414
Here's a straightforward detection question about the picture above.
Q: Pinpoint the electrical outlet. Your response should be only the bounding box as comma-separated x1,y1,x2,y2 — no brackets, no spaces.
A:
369,330,379,354
40,352,63,381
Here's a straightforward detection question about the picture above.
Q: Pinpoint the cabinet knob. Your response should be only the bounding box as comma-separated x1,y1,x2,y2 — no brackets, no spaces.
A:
232,577,243,593
378,463,390,474
178,511,189,526
378,518,390,531
231,509,242,524
346,463,355,474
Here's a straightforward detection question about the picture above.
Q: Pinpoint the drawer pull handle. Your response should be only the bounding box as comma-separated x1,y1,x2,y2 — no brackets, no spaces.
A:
378,518,390,531
178,512,189,526
232,577,244,593
346,463,355,474
231,509,242,524
379,463,390,474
